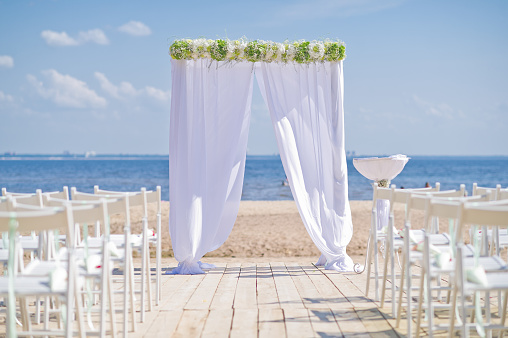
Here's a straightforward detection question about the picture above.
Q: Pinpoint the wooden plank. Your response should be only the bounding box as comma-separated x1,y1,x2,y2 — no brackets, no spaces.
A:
230,309,258,338
256,263,280,309
172,309,208,338
210,263,240,310
301,264,351,310
354,307,399,337
285,263,327,309
201,308,233,338
130,274,192,336
157,274,193,308
185,266,225,310
323,270,375,310
270,262,304,309
140,310,183,337
284,308,314,337
160,274,205,311
332,308,370,337
334,271,401,337
258,308,286,338
233,263,257,309
308,308,343,338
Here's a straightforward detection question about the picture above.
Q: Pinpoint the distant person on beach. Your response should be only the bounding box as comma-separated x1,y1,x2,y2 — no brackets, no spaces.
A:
282,176,289,186
425,182,431,188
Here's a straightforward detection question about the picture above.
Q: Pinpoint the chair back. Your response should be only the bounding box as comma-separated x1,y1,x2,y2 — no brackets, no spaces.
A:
459,203,508,233
497,188,508,201
10,190,44,207
472,183,501,200
0,205,73,238
93,186,162,215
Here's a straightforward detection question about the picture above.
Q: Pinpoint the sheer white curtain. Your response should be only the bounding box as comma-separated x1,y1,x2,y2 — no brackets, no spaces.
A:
169,59,254,274
256,61,354,271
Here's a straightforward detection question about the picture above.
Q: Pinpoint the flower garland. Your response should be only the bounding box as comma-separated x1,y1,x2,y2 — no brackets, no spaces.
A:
169,38,346,64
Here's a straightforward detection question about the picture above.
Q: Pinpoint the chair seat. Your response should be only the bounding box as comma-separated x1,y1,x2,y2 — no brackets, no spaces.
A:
82,234,143,248
0,236,39,251
466,271,508,291
0,276,65,295
23,258,114,277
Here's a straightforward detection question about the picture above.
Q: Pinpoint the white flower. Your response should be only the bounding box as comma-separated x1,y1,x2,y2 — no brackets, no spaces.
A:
274,43,285,62
264,42,274,62
235,40,247,59
170,38,346,63
309,41,324,60
285,44,296,61
226,41,235,59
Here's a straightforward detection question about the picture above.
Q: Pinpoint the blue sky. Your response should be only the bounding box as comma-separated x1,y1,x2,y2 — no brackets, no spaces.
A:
1,0,507,155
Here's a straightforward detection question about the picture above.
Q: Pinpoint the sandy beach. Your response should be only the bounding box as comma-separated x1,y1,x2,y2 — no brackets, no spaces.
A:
110,200,430,259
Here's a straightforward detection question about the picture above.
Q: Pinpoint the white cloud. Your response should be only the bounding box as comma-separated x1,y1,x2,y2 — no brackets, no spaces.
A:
118,21,152,36
78,29,110,45
282,0,407,19
41,29,109,46
41,30,79,46
0,90,14,102
94,72,169,102
27,69,107,108
94,72,122,98
95,72,141,98
145,86,170,101
412,95,464,120
0,55,14,68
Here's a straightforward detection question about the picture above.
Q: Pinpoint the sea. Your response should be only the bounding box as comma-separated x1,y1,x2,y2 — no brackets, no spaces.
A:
1,155,507,201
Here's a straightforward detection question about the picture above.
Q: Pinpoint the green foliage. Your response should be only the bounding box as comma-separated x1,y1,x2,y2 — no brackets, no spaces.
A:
169,38,346,64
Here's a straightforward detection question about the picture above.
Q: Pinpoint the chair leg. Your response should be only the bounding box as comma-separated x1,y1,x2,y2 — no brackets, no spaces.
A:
129,251,137,332
380,240,390,308
144,221,153,312
123,252,130,337
391,245,396,316
426,274,434,337
499,291,508,338
20,297,31,332
448,284,457,338
405,225,412,338
140,238,146,322
396,253,406,328
44,296,50,331
146,246,153,312
108,267,118,338
156,213,161,305
365,233,373,297
75,281,86,338
35,296,41,324
100,268,107,337
415,270,426,338
424,236,434,337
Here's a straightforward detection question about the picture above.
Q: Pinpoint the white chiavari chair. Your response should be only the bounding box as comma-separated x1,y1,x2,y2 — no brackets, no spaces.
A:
410,195,498,337
381,185,462,317
94,185,162,308
37,197,121,337
365,183,439,304
0,202,85,337
448,202,508,338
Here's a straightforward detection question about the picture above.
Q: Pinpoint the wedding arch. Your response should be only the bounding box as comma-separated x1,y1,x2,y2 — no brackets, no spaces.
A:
168,38,354,274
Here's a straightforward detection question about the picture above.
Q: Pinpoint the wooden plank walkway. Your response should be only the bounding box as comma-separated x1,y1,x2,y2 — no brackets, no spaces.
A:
4,255,493,337
128,256,402,337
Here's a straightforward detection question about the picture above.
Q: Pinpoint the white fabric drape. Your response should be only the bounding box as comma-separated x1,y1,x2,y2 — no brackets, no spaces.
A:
168,59,254,274
256,61,354,271
353,155,410,230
